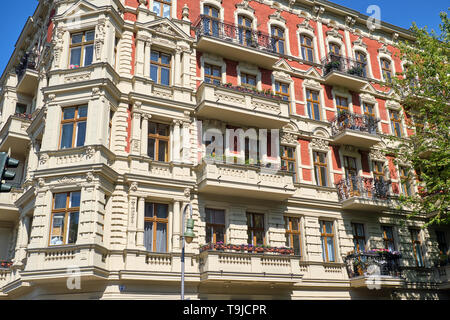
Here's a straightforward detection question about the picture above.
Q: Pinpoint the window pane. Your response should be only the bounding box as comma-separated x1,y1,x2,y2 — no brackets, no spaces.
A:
84,45,94,66
70,192,81,208
212,68,221,77
54,193,67,209
320,167,327,187
161,67,170,85
325,222,333,234
156,204,168,219
50,213,65,245
61,124,74,149
70,48,82,67
148,138,155,159
144,221,153,251
161,54,170,65
158,140,168,161
255,231,264,245
145,203,154,218
313,103,320,120
68,212,79,244
254,214,264,229
327,237,335,261
72,34,83,44
157,124,169,136
293,234,301,255
153,2,162,15
321,237,327,261
78,106,88,118
215,227,225,243
76,121,87,147
163,4,171,17
156,223,167,253
150,65,158,82
151,51,159,62
85,31,95,42
63,108,76,120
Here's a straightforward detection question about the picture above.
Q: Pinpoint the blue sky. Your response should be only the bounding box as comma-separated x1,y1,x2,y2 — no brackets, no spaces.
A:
0,1,448,73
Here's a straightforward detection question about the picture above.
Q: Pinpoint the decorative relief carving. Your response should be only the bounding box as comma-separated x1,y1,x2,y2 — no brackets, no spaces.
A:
353,36,368,49
303,79,322,90
130,182,138,192
184,188,191,199
85,146,95,159
281,132,297,145
39,153,49,165
214,92,245,105
86,172,94,183
58,176,76,185
52,27,65,68
369,148,385,162
360,93,377,104
65,72,91,83
95,19,106,60
311,138,329,152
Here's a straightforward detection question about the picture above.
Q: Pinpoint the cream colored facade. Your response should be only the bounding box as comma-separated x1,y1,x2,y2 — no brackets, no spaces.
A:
0,0,448,300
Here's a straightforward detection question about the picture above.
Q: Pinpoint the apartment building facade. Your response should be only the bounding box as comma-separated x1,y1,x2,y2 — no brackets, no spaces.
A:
0,0,449,299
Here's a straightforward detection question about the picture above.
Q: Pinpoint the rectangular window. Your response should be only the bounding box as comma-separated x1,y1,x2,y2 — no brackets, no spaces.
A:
306,90,321,121
144,203,169,253
281,145,297,181
399,166,412,196
381,59,392,82
60,106,87,149
238,15,253,46
390,110,403,138
241,72,257,89
285,216,301,256
271,26,285,55
148,122,170,162
150,51,171,86
205,208,225,244
351,223,366,252
344,156,359,196
436,231,448,256
153,0,171,18
275,81,290,101
49,192,80,246
300,35,314,62
363,102,375,118
320,220,335,262
410,229,424,267
247,212,265,246
335,96,349,113
69,30,95,69
313,151,328,187
203,5,220,37
382,226,396,251
373,161,385,182
204,64,221,85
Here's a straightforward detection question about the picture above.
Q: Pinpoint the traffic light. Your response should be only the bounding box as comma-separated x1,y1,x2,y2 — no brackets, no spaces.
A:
0,152,19,193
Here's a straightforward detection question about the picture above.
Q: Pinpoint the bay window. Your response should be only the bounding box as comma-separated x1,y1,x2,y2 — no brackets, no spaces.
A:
144,203,169,253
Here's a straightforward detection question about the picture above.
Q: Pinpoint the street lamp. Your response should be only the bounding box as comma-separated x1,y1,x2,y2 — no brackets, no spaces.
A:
181,203,195,300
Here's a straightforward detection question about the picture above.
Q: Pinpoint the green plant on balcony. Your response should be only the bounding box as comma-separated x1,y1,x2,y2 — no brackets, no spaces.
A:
325,60,341,74
348,65,364,77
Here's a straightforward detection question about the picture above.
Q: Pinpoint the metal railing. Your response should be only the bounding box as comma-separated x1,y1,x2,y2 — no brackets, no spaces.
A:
331,111,379,136
336,176,390,201
0,260,12,269
15,52,37,83
344,251,402,278
194,15,277,54
322,53,368,78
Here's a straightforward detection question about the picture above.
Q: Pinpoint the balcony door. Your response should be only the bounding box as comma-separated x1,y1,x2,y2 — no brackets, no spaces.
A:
238,15,253,47
344,156,359,197
204,5,220,37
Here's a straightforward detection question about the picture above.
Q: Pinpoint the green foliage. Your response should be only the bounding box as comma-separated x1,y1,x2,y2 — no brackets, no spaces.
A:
388,10,450,226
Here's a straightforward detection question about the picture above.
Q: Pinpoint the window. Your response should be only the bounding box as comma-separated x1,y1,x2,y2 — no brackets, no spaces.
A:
320,220,335,262
335,96,349,113
281,145,297,181
306,89,321,121
271,26,285,55
275,81,289,101
313,151,328,187
399,166,412,196
373,161,385,182
148,122,170,162
329,43,341,56
69,30,95,69
150,51,171,86
389,110,402,138
355,51,368,77
247,212,265,246
153,0,171,18
285,217,301,256
300,35,314,62
205,208,225,244
238,15,253,46
60,106,87,149
344,156,358,179
204,63,221,85
49,192,80,246
410,229,424,267
144,203,168,253
203,5,220,37
382,226,396,251
436,231,448,256
363,102,375,119
241,72,257,89
351,223,366,252
15,103,27,114
381,59,392,82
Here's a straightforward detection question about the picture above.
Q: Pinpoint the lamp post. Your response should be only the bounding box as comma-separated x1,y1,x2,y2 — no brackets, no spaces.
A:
181,202,195,300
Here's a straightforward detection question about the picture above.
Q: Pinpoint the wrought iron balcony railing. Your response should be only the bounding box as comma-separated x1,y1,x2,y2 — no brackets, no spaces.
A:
344,251,402,278
322,53,368,78
331,111,380,136
15,52,37,83
336,176,390,201
194,15,276,54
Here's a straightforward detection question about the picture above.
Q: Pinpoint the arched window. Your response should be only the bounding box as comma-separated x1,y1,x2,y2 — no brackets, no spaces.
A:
238,15,253,47
300,35,314,62
381,58,392,82
329,43,341,56
271,26,285,55
203,5,220,37
355,51,368,77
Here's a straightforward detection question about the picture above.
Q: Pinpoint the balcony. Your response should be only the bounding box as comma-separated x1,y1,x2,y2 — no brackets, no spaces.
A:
322,54,368,90
336,177,391,211
15,52,39,96
194,16,279,69
199,247,303,285
0,187,23,220
436,265,450,289
344,251,404,288
196,82,290,129
0,114,31,156
197,160,295,201
330,111,381,148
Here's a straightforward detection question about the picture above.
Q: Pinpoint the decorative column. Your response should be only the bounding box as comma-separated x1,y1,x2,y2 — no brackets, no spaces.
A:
181,120,191,164
131,102,142,155
135,36,146,76
172,200,181,251
136,197,145,248
144,38,152,78
181,48,191,87
173,120,181,162
140,114,150,156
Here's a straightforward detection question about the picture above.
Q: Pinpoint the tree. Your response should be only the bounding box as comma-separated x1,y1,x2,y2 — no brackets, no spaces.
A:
388,10,450,227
